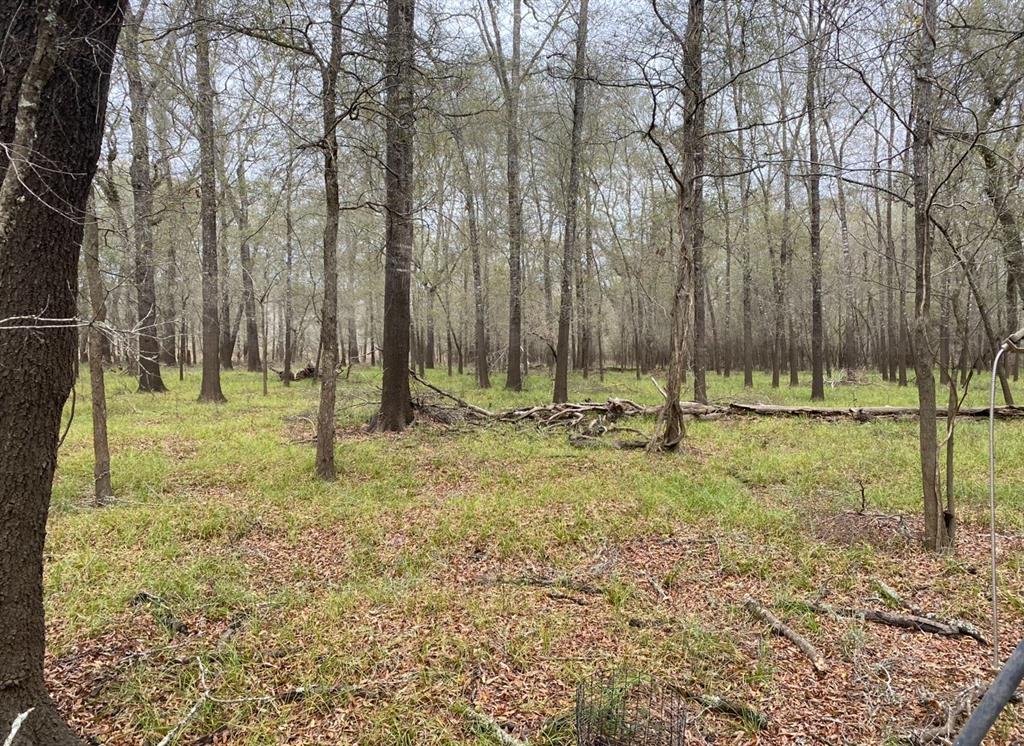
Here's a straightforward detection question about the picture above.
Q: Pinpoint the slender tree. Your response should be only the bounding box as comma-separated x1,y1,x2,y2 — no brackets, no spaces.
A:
123,0,168,392
314,0,343,476
912,0,947,550
553,0,590,404
83,198,114,506
195,0,226,403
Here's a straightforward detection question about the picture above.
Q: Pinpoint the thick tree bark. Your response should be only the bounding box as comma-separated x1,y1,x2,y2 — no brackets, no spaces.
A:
123,8,167,393
912,0,948,550
377,0,416,431
195,0,225,403
0,2,122,742
554,0,589,404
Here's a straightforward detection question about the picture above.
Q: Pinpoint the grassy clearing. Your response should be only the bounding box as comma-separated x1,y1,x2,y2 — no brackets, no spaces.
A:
46,367,1024,744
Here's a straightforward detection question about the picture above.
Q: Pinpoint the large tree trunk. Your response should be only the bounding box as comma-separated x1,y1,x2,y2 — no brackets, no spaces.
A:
912,0,948,550
123,11,167,393
377,0,416,431
553,0,589,404
0,2,123,742
315,0,343,475
195,0,226,403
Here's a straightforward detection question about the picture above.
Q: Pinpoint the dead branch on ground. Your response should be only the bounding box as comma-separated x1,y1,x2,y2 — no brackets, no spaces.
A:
810,602,988,645
745,596,829,673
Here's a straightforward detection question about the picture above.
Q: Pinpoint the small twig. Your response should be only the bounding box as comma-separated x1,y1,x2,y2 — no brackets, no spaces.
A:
745,596,829,673
650,376,668,399
156,658,210,746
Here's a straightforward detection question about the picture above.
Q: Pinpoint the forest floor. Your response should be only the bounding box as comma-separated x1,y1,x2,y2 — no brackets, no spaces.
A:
45,367,1024,745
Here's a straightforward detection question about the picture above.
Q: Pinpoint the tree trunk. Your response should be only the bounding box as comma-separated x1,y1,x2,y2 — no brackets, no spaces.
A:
377,0,416,431
554,0,589,404
454,132,490,388
0,1,122,741
315,0,344,475
83,201,113,505
283,161,295,386
195,0,226,403
123,12,167,393
492,0,525,392
655,0,703,449
806,0,825,401
912,0,948,550
237,154,260,372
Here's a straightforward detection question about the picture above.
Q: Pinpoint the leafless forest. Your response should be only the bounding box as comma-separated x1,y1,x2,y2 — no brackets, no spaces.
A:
3,0,1024,743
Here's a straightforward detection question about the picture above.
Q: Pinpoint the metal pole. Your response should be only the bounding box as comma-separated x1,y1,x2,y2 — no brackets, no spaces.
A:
989,342,1007,668
954,639,1024,745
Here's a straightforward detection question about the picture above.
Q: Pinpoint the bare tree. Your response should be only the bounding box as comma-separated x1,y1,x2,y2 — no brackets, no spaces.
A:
195,0,226,403
123,0,168,392
553,0,590,404
912,0,947,550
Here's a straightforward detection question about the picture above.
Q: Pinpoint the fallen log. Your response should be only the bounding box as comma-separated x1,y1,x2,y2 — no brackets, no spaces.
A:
403,375,1024,434
495,399,1024,424
745,596,829,673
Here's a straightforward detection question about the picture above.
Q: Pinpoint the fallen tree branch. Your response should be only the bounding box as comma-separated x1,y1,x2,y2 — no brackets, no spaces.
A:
745,596,829,673
409,369,493,418
810,603,988,645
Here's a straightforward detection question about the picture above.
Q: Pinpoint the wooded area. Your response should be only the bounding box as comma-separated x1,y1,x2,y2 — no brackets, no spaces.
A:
3,0,1024,742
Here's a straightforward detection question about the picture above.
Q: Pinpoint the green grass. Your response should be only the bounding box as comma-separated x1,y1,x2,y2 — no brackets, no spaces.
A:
44,365,1024,744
